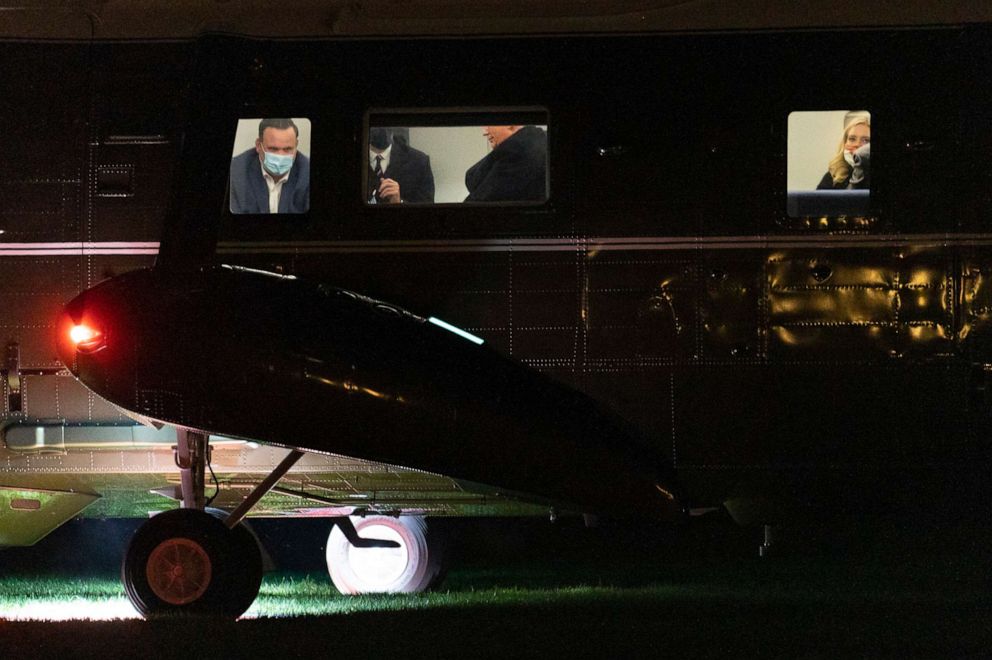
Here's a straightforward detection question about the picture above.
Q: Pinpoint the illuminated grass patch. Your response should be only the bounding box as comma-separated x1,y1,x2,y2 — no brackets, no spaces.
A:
247,576,696,618
1,555,990,658
2,519,991,657
1,545,990,623
0,576,136,621
0,562,773,622
0,572,696,621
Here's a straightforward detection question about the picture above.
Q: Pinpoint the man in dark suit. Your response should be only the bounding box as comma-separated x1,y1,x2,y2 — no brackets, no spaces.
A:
230,118,310,214
464,125,547,202
368,128,435,204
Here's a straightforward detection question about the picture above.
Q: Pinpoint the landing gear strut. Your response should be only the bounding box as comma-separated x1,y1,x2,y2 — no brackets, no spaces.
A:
175,429,209,510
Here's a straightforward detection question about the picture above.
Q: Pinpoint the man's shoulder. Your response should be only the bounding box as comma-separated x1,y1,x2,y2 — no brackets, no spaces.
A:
292,151,311,177
232,149,262,179
232,149,257,166
498,126,545,155
516,126,547,148
394,142,429,165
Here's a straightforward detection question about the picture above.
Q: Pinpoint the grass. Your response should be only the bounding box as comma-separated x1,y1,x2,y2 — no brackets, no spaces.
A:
1,555,990,656
0,570,746,620
1,516,991,657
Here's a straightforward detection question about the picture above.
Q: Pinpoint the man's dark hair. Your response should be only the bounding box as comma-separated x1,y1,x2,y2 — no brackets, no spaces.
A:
258,118,299,139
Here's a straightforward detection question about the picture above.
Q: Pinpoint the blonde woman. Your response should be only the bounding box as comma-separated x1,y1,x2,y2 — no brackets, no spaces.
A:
816,116,870,189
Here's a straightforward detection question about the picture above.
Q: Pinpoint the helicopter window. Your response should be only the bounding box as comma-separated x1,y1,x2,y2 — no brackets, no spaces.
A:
366,109,548,206
228,117,312,215
787,110,871,217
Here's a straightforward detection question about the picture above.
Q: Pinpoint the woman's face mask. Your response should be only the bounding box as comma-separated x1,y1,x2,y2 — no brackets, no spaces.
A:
844,142,870,168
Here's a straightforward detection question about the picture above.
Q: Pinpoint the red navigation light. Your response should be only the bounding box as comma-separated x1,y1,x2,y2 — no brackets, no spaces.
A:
69,323,106,353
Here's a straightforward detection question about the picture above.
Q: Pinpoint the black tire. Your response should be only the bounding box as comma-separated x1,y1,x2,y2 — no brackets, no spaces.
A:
121,508,262,619
325,515,449,594
221,520,264,617
205,508,274,572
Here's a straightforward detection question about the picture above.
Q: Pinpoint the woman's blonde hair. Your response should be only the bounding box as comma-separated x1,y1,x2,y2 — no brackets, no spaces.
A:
827,115,871,186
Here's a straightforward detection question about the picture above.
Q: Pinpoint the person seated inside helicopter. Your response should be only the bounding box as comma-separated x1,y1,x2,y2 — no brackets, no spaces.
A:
229,117,311,214
816,116,870,190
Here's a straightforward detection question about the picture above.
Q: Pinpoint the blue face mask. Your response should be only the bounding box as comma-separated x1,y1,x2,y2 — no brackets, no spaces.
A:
262,151,294,176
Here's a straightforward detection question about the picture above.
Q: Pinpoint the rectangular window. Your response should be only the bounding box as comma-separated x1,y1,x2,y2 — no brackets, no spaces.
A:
787,110,870,217
229,117,311,215
366,109,548,206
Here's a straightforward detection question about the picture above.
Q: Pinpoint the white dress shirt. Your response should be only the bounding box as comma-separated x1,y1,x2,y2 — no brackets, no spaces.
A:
369,144,392,174
260,162,288,213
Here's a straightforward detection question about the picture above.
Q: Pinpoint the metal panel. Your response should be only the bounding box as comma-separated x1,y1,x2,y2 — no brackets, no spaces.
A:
768,248,956,360
0,486,99,547
585,252,694,361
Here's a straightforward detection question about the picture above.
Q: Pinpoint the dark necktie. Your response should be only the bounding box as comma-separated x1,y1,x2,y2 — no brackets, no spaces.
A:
371,155,384,202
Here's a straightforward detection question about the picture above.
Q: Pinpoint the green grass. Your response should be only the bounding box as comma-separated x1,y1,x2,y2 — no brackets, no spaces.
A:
1,551,988,614
2,518,991,657
0,570,709,620
1,558,990,658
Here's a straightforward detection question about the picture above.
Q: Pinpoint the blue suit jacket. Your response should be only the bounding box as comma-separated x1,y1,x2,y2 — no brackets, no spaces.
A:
229,149,310,214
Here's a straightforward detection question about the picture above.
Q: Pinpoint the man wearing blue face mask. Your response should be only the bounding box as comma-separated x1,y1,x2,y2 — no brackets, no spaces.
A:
230,118,311,214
